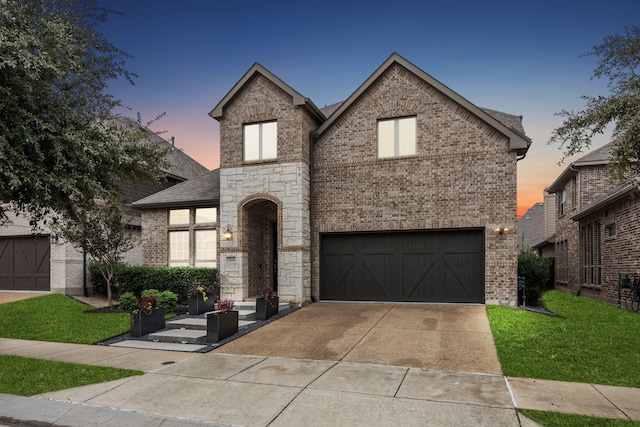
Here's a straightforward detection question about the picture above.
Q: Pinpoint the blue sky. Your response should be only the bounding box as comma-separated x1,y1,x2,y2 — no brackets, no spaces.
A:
97,0,639,216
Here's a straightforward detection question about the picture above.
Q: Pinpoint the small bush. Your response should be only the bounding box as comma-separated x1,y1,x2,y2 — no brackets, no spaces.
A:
518,248,552,305
118,292,138,311
140,289,161,300
159,290,178,313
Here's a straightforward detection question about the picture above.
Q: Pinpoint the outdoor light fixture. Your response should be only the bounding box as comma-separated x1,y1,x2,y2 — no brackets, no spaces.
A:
49,233,59,244
495,227,509,235
224,225,233,241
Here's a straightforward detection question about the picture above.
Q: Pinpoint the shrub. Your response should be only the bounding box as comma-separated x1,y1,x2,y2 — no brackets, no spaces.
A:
518,248,552,305
116,267,218,301
140,289,162,300
118,292,138,311
88,260,127,296
158,290,178,313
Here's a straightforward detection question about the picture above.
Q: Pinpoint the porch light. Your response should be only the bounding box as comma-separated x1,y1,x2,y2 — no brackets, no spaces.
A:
495,227,509,235
224,225,233,241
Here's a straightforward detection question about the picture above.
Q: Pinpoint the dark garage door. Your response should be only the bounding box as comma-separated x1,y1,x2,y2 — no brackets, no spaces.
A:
0,236,50,291
320,229,484,303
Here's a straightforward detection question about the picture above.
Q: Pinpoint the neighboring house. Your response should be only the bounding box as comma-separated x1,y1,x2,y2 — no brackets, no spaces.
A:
571,175,640,305
517,202,545,252
0,129,208,295
147,51,526,307
545,143,612,293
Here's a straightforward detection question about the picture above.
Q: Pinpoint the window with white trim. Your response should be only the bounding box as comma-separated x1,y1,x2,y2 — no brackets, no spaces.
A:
168,208,217,268
244,121,277,161
168,231,189,267
377,116,416,158
195,229,217,267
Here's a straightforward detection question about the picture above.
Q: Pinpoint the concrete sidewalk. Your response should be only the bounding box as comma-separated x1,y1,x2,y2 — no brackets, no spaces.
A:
1,299,640,426
1,338,640,426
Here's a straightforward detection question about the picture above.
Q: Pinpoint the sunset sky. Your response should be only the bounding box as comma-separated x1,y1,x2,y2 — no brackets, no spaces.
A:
98,0,635,218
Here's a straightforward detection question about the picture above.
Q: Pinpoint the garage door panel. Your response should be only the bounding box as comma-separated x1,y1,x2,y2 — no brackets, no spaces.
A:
0,237,50,291
362,253,395,300
321,254,356,298
321,230,484,303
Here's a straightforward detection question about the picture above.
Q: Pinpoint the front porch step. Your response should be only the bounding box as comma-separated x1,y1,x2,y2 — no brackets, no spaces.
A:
149,328,206,344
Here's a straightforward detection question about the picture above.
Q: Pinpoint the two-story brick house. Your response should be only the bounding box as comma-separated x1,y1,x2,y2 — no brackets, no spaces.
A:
545,143,612,293
570,174,640,305
191,52,530,306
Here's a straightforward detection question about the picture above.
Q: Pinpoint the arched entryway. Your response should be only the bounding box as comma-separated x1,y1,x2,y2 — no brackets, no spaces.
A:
242,198,279,297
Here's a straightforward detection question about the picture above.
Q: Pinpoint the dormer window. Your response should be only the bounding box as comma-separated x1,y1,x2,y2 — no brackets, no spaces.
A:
377,116,416,158
244,121,277,161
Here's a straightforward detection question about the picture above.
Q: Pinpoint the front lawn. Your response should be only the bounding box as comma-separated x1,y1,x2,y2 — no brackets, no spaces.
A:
488,290,640,388
0,355,142,396
0,294,130,344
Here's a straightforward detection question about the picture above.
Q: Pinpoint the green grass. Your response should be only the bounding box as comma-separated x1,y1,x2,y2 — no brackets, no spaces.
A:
519,409,640,427
0,294,130,344
487,290,640,387
0,355,142,396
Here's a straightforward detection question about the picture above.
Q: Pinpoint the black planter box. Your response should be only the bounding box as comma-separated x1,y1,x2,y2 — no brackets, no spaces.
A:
131,308,165,337
255,296,279,321
206,310,239,342
188,296,215,315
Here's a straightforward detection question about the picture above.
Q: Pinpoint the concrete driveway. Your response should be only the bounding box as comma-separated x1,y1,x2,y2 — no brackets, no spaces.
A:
215,302,503,375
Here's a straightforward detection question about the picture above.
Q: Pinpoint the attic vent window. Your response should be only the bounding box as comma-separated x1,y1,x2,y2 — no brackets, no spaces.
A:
377,116,416,159
244,121,277,161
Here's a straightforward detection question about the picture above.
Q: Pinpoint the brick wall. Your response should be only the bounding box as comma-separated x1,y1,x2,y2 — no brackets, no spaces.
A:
312,63,518,304
141,209,168,266
554,165,608,291
577,194,640,305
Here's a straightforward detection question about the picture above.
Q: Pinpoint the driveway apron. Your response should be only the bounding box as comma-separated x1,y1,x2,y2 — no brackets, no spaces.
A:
215,302,503,375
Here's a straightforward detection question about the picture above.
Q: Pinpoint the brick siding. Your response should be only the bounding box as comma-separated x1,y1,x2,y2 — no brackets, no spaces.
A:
312,63,518,304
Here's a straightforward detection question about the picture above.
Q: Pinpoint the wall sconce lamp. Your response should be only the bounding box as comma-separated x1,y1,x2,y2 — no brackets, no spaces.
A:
49,233,59,244
495,227,509,236
224,225,233,241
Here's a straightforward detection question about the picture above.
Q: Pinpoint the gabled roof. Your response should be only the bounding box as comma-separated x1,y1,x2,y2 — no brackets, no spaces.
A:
547,142,612,193
131,169,220,210
572,174,640,220
209,63,325,122
313,53,531,155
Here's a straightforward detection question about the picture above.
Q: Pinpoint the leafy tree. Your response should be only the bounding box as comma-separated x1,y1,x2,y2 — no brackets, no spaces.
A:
58,195,136,306
0,0,167,227
549,26,640,180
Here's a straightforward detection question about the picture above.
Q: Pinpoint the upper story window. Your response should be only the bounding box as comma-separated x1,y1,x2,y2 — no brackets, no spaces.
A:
244,121,277,162
378,116,416,159
559,189,566,217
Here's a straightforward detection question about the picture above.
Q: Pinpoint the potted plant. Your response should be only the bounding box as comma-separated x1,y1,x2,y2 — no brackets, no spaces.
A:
187,284,215,315
255,287,279,321
206,299,238,343
130,296,165,337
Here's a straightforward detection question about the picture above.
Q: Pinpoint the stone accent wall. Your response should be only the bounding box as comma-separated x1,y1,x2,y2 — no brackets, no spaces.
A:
312,63,519,305
217,72,319,304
